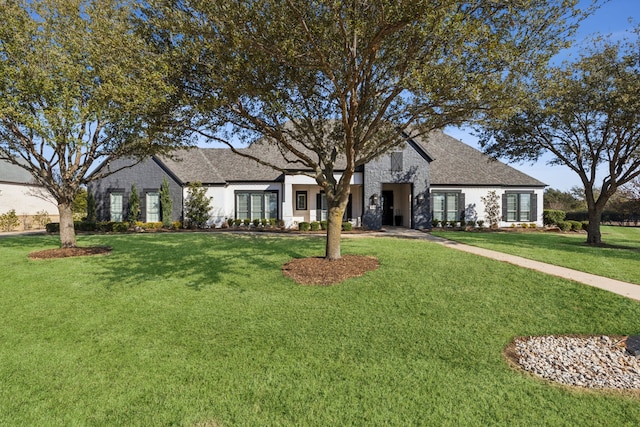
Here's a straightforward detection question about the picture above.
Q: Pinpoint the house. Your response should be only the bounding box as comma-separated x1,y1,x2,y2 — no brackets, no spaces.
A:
88,131,545,229
0,158,58,230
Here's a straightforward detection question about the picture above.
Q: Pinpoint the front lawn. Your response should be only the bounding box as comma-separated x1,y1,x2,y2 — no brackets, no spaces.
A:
1,233,640,426
432,225,640,285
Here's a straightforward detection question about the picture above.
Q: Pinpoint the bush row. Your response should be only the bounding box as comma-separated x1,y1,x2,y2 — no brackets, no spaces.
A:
46,221,181,233
431,219,486,228
543,209,588,232
298,221,352,231
226,218,279,228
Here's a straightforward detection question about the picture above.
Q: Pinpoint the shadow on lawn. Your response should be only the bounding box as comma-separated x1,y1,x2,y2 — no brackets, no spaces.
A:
90,233,319,291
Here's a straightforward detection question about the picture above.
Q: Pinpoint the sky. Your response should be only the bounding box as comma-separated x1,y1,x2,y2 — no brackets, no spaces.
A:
446,0,639,192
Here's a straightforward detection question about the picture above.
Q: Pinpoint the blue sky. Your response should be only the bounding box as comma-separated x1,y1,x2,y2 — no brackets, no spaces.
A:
447,0,639,192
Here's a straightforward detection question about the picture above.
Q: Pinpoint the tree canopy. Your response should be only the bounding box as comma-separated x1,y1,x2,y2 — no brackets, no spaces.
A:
0,0,191,247
148,0,584,259
479,29,640,244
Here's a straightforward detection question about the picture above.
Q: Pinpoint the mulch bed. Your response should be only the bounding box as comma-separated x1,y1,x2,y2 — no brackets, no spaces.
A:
282,255,379,285
28,246,112,259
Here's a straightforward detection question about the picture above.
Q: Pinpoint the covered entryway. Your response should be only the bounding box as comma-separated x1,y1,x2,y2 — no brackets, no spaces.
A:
381,183,412,227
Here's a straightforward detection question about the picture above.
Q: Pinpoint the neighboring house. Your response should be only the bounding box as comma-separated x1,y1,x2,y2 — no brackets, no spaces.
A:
0,158,58,230
88,131,545,229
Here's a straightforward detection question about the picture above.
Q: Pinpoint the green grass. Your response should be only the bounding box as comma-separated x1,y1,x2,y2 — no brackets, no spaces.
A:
432,226,640,285
1,233,640,426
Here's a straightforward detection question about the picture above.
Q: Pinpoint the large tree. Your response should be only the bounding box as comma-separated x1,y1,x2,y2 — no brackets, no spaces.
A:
479,30,640,245
0,0,190,248
149,0,584,259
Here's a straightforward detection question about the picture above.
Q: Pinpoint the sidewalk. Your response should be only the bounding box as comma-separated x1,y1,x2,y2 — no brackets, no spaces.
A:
375,227,640,302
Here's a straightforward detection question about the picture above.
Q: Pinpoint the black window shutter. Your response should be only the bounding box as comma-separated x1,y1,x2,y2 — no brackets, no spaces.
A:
531,193,538,221
430,192,434,219
459,193,465,221
345,193,352,220
502,193,508,221
391,152,403,171
316,193,322,222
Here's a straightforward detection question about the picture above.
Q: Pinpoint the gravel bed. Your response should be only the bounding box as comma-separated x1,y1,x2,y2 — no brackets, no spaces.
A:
512,335,640,390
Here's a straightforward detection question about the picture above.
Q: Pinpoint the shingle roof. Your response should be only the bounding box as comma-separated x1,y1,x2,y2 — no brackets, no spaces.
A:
413,130,546,187
156,146,282,184
0,158,35,184
155,130,544,187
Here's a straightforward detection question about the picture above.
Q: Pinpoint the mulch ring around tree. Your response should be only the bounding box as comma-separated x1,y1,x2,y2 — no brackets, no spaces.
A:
282,255,379,285
28,246,112,259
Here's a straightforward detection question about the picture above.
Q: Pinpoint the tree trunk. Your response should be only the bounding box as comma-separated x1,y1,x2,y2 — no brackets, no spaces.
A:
325,206,345,260
585,208,603,245
58,202,77,248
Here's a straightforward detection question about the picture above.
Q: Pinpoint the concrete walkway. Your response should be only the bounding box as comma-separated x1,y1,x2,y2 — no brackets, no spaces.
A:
374,227,640,302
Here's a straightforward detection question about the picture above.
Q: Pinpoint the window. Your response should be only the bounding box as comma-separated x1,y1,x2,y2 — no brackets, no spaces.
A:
146,192,160,222
431,192,463,222
109,193,124,222
316,193,328,221
296,191,307,210
391,152,403,172
235,191,277,220
504,192,535,222
315,192,352,221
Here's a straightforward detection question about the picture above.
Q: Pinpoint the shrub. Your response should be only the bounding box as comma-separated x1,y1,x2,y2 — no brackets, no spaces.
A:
145,222,163,230
243,218,250,226
543,209,566,225
33,210,51,229
566,211,589,222
86,191,97,223
320,220,328,230
227,218,234,227
128,184,140,223
253,218,260,227
342,222,353,231
557,221,572,232
160,177,173,228
521,223,529,229
172,221,182,230
569,220,583,231
431,219,440,228
97,221,115,232
46,222,60,233
310,221,320,231
581,221,589,231
75,221,97,232
299,222,310,231
476,220,485,228
0,209,20,232
234,218,242,227
270,218,276,227
184,182,212,228
466,220,476,227
529,223,537,229
481,190,501,229
277,219,285,228
112,222,129,232
261,218,268,227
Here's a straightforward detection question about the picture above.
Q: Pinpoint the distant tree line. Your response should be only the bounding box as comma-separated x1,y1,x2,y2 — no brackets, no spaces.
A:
544,180,640,225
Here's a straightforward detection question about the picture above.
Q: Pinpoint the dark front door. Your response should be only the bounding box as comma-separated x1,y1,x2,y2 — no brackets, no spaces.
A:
382,190,394,226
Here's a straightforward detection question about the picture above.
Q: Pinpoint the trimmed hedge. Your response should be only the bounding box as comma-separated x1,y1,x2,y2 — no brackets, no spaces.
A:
543,209,565,226
298,222,310,231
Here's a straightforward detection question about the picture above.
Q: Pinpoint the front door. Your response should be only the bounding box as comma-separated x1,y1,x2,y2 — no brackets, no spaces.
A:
381,190,394,226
